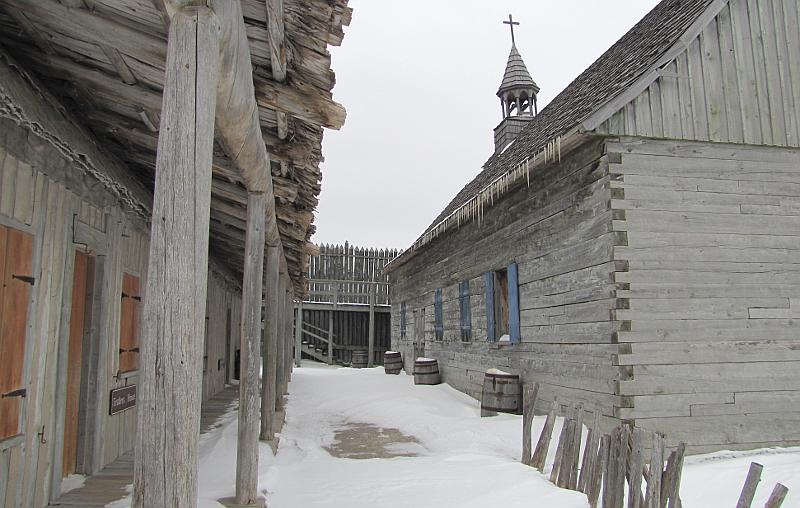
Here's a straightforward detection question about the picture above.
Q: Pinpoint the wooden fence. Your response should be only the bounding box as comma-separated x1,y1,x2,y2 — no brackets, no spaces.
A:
306,243,400,305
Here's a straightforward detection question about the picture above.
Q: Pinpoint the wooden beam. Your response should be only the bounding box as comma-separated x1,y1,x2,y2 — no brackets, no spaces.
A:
235,192,267,505
294,299,303,366
132,7,218,507
266,0,286,82
260,244,280,440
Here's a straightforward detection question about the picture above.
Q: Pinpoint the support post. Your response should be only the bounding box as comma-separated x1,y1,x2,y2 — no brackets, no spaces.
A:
133,7,218,507
327,283,336,363
233,192,267,506
260,245,280,441
275,275,286,411
294,299,303,366
367,284,375,367
284,290,293,386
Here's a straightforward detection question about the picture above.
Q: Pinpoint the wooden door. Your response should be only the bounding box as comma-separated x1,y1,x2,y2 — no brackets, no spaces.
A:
63,251,92,477
0,225,34,440
413,307,425,360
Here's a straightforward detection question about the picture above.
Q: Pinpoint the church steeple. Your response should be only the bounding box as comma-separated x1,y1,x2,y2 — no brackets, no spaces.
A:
494,15,539,154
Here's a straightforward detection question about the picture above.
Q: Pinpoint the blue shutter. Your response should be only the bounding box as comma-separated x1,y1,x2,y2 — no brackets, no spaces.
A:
400,302,406,339
434,288,443,340
459,281,472,341
484,272,495,342
508,262,521,343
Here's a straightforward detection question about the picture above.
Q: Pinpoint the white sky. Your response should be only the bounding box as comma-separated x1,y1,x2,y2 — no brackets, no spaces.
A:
313,0,661,250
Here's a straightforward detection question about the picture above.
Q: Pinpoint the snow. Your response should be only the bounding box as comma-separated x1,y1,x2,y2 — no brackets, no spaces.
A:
416,357,436,362
486,367,511,375
60,474,86,495
107,363,800,507
498,334,511,342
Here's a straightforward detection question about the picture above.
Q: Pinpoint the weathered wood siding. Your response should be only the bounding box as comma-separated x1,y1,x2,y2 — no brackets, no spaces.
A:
609,137,800,452
597,0,800,149
0,118,240,508
203,271,242,402
390,139,623,421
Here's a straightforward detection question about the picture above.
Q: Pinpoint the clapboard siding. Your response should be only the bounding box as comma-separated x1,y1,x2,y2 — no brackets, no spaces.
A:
390,139,624,417
609,137,800,450
597,0,800,149
0,115,239,507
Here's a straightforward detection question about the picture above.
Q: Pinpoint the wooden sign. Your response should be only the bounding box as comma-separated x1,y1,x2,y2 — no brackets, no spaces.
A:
109,385,137,415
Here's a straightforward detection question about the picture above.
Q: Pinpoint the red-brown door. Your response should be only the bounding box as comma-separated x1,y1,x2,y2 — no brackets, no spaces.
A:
0,225,34,440
62,250,92,476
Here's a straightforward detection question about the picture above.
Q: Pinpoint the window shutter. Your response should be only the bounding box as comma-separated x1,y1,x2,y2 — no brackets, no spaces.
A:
434,288,443,340
484,272,495,342
459,281,472,341
400,302,406,339
508,262,521,343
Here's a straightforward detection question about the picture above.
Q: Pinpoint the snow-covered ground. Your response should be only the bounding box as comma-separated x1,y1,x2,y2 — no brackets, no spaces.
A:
189,362,798,507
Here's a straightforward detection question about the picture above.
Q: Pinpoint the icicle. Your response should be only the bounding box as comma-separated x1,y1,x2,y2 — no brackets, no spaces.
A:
557,136,562,163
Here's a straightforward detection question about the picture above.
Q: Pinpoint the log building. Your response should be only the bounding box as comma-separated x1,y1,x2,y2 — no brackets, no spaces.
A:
0,0,350,506
387,0,800,453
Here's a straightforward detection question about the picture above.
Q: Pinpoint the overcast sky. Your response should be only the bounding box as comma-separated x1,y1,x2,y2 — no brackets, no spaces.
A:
313,0,661,250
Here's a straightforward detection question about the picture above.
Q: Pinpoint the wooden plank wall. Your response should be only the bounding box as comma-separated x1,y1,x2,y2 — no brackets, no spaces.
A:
302,309,390,365
306,243,399,304
389,139,623,422
203,272,242,401
0,124,241,506
609,137,800,452
597,0,800,150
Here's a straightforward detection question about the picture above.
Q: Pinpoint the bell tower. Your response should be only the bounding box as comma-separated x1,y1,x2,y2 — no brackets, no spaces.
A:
494,15,539,154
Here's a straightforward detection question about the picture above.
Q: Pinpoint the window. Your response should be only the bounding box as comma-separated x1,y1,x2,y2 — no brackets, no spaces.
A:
484,262,520,343
0,225,34,440
434,289,443,341
119,273,141,373
459,280,472,342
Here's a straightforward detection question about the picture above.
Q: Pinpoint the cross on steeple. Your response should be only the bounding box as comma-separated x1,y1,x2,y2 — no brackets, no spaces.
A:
503,14,520,45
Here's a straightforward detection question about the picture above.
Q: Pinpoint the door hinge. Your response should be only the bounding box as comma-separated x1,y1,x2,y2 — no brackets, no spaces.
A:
12,274,35,286
1,388,26,398
119,347,140,354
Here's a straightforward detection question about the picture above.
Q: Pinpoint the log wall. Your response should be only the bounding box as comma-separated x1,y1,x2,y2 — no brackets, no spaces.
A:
0,110,240,508
609,137,800,452
389,139,623,422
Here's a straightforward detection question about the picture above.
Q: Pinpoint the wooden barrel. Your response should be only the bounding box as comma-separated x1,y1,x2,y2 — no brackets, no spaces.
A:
351,350,368,368
413,358,441,385
480,370,522,416
384,351,403,375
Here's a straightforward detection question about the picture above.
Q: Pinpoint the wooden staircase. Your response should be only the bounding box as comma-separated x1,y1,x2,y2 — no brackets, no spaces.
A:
299,320,336,365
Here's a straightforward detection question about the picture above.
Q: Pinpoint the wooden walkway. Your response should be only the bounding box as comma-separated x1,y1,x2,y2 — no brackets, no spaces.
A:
49,386,240,507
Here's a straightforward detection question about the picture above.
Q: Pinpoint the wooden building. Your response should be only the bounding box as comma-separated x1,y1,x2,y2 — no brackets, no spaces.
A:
386,0,800,453
0,0,350,506
296,243,398,366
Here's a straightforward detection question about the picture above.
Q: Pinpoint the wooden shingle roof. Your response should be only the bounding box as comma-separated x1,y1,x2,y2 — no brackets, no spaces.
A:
426,0,715,240
497,44,538,96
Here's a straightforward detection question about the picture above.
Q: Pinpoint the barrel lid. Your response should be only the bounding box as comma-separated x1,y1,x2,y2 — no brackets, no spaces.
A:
385,350,400,354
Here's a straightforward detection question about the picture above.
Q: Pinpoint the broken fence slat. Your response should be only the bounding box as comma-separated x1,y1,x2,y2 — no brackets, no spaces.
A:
532,398,558,471
521,383,539,466
736,462,764,508
578,410,600,493
628,428,646,508
764,483,789,508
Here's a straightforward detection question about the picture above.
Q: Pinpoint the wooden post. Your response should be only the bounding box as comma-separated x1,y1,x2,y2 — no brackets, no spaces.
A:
275,275,286,411
521,383,539,466
294,299,303,367
645,432,665,508
765,484,789,508
133,7,218,507
627,428,646,508
284,289,292,388
260,245,280,441
551,405,569,484
367,283,375,367
234,192,267,505
327,283,336,363
578,410,601,493
736,462,764,508
666,443,686,508
588,434,610,508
